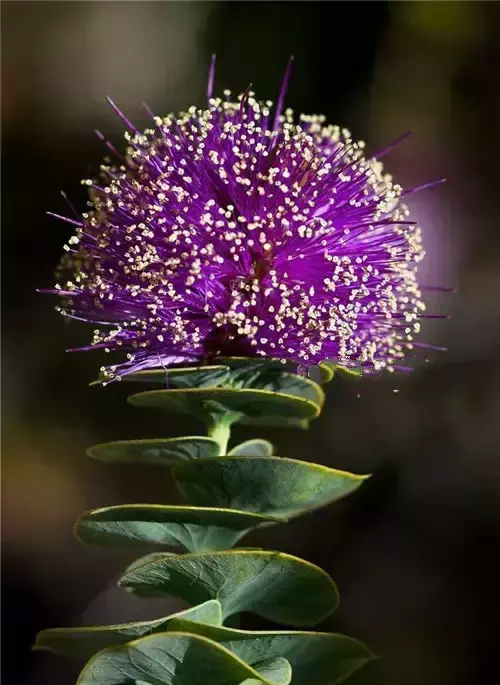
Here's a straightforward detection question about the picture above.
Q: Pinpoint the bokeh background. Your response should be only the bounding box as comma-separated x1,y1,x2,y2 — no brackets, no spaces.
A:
2,2,500,684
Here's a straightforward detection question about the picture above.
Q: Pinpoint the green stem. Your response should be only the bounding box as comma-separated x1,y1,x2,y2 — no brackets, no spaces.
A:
205,413,234,454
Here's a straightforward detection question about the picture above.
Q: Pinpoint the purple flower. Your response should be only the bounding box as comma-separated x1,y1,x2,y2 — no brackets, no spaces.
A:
46,58,442,381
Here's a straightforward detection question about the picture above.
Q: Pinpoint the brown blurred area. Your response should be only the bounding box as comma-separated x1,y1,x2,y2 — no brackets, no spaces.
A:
2,2,500,685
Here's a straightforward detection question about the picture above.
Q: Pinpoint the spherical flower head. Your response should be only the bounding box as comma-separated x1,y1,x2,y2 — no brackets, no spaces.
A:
49,62,430,382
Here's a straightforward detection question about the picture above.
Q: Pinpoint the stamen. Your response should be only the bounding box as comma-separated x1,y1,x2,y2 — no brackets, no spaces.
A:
105,97,140,133
207,53,216,101
272,55,294,134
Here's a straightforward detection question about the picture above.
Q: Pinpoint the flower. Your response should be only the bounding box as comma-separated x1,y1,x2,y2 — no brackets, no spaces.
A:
46,58,440,382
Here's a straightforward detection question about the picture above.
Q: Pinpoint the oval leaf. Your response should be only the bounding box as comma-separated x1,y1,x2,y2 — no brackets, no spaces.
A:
174,457,369,519
75,505,282,553
127,388,320,423
119,550,338,626
34,600,222,659
87,437,220,466
76,632,289,685
166,620,375,685
229,440,274,457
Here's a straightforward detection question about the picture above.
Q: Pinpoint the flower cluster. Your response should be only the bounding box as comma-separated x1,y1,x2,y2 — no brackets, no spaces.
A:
48,62,428,381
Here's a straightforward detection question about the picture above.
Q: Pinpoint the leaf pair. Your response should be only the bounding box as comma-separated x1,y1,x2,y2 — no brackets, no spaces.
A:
36,599,375,685
77,456,368,552
78,631,291,685
103,357,333,431
36,357,374,685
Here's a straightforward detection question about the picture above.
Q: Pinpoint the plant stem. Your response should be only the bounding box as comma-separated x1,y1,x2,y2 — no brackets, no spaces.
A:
206,413,233,454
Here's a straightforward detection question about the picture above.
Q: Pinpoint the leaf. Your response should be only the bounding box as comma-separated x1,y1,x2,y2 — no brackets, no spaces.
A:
333,365,363,378
251,658,291,685
114,366,232,389
127,388,320,426
76,632,290,685
124,552,173,574
119,550,338,626
181,359,326,409
114,358,334,389
232,372,324,409
87,437,220,466
227,367,324,403
217,358,335,385
174,456,369,519
166,620,375,685
228,440,274,457
33,600,222,659
75,505,283,553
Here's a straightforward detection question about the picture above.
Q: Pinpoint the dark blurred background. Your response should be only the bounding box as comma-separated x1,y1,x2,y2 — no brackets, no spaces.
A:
2,2,500,684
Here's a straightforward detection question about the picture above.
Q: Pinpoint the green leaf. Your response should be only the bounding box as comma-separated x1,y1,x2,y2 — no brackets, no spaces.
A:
217,358,335,385
174,456,369,519
168,359,326,410
333,365,363,378
236,371,319,397
119,550,338,626
76,632,290,685
166,620,375,685
33,600,222,659
113,365,232,389
232,372,324,408
111,358,334,389
87,437,220,466
75,505,283,553
127,388,320,427
124,552,173,574
228,440,274,457
251,658,291,685
91,365,229,388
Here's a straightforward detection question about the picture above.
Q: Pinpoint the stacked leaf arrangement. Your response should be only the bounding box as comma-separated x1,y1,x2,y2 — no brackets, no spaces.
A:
35,357,375,685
